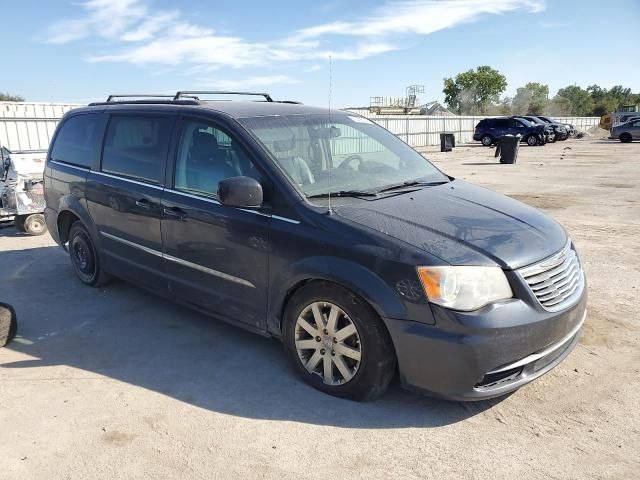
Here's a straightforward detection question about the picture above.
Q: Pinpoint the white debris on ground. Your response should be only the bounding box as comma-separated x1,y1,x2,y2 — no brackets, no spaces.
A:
578,125,610,139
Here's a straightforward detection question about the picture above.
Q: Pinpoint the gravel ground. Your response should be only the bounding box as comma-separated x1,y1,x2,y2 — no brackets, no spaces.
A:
1,138,639,480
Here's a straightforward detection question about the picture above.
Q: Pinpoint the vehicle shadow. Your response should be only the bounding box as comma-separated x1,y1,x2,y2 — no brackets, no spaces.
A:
0,245,506,429
461,162,501,166
0,223,28,238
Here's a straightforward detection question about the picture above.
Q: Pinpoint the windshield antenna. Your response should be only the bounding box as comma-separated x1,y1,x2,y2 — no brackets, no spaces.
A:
327,54,334,215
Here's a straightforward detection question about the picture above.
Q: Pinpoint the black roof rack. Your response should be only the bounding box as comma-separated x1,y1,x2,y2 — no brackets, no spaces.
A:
106,94,177,102
89,91,297,107
173,91,273,102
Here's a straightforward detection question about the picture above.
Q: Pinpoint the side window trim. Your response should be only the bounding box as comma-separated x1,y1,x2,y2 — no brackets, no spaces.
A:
99,112,176,187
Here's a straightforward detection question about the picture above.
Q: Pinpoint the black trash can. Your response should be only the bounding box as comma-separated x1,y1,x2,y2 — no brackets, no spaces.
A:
440,132,455,152
495,135,520,164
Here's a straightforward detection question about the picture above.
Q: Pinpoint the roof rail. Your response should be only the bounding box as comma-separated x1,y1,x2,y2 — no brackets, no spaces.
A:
173,91,273,102
105,94,178,102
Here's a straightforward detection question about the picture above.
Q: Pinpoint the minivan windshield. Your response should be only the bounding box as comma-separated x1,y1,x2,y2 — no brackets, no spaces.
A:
238,113,448,198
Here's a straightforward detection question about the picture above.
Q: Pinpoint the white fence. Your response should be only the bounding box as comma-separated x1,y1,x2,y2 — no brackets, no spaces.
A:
0,102,81,152
346,108,601,147
0,102,602,152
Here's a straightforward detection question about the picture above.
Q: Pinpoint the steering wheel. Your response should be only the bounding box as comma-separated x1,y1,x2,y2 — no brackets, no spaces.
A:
338,154,364,171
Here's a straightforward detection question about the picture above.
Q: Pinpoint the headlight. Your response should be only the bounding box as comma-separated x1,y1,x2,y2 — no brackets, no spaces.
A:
416,266,513,311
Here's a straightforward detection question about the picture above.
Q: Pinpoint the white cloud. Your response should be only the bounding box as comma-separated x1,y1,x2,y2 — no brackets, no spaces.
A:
305,64,323,72
198,75,301,90
291,0,545,40
46,0,546,70
45,0,148,44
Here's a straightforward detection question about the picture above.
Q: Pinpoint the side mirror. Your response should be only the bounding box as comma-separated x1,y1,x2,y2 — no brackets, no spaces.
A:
218,176,263,209
0,302,17,347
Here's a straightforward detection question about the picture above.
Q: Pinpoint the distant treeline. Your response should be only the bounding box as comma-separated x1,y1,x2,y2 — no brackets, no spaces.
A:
443,66,639,117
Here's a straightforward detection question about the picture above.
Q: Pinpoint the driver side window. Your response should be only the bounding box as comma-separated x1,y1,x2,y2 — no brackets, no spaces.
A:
174,121,260,197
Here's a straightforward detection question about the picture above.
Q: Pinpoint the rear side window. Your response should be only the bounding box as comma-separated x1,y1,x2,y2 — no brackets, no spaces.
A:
494,119,509,128
101,115,173,184
50,114,103,168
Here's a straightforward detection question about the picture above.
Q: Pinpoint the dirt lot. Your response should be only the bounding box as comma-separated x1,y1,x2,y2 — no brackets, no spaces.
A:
1,138,638,479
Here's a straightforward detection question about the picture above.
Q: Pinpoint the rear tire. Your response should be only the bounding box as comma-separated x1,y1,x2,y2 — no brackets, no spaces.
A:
282,281,396,401
68,221,111,287
620,133,632,143
481,135,493,146
23,214,47,236
526,134,539,146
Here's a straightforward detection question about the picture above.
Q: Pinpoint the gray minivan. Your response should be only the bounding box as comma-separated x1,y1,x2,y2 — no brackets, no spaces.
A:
44,92,587,401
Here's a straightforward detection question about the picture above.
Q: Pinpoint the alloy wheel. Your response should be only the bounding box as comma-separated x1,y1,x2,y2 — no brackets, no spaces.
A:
294,301,362,386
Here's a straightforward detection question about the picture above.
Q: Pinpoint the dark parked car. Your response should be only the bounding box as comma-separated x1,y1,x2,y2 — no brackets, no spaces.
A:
537,116,576,137
516,115,568,141
611,119,640,142
473,117,552,146
44,92,587,401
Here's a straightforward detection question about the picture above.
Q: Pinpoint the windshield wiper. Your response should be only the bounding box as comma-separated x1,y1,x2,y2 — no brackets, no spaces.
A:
377,180,449,193
307,190,378,199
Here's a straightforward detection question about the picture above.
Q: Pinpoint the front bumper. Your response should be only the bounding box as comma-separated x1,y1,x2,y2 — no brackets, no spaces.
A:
382,287,587,401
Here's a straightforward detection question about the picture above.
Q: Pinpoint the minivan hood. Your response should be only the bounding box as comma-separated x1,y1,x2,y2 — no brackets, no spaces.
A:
333,180,567,269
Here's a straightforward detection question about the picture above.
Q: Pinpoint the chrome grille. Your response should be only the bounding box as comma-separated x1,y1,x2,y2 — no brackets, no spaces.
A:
518,240,584,311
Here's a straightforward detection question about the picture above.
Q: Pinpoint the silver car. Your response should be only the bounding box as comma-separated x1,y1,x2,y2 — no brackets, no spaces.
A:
612,119,640,143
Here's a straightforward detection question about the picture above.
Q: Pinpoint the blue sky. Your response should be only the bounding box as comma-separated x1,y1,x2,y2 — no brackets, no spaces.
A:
2,0,639,107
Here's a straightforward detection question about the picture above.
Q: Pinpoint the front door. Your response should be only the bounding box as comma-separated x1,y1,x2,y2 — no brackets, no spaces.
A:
161,118,269,329
86,113,175,292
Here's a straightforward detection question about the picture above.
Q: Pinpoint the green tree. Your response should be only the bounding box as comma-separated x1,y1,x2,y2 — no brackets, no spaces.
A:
443,66,507,115
0,92,24,101
547,95,572,116
511,83,549,115
555,85,594,116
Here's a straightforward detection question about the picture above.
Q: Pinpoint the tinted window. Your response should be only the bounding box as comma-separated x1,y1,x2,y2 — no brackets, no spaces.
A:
101,115,173,184
174,120,260,197
494,119,509,127
50,114,103,167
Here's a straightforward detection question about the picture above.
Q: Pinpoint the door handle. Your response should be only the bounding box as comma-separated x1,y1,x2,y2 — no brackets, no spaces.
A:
135,199,151,209
163,207,187,220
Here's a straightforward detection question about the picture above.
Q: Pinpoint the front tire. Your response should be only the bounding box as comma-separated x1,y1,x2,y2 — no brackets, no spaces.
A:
526,134,539,146
620,133,632,143
68,222,111,287
282,282,396,401
481,135,493,146
0,302,17,347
